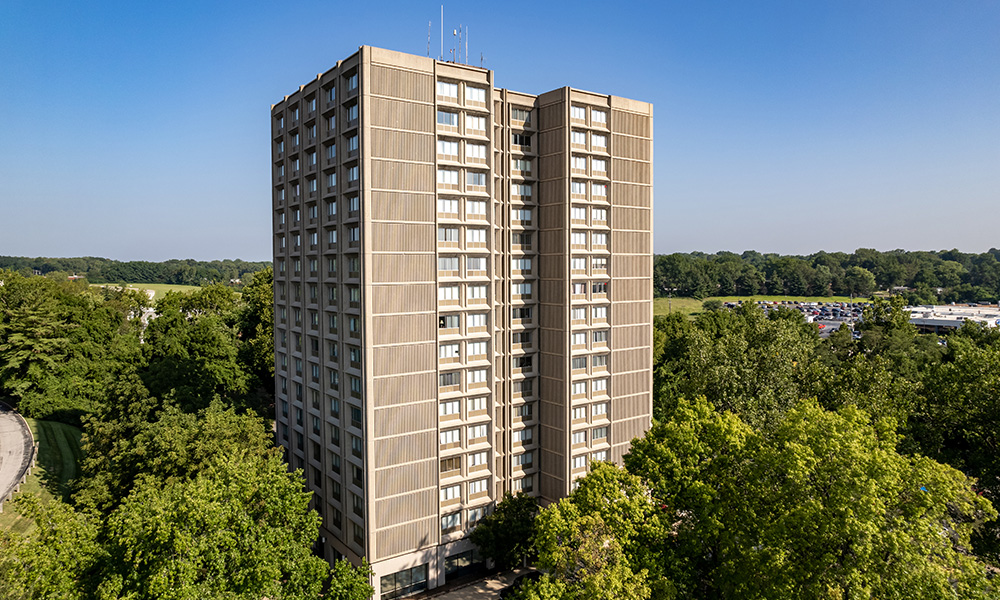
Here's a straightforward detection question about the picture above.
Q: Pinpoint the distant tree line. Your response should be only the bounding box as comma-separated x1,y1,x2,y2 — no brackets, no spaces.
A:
654,248,1000,303
0,256,270,287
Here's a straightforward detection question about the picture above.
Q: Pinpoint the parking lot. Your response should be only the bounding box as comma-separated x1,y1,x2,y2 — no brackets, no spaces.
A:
723,300,871,338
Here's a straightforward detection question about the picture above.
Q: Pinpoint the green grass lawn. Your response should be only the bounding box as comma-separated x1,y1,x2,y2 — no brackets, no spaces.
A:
91,282,200,301
654,295,870,318
0,419,83,535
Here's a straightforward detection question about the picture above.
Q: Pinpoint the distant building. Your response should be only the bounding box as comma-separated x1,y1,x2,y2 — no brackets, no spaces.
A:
271,45,653,598
907,305,1000,333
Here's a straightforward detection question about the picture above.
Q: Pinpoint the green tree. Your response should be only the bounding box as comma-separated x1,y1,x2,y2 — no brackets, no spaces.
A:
470,492,539,570
844,265,877,296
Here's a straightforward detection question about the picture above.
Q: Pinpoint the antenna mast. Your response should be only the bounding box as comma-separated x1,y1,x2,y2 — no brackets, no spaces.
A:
439,5,444,60
465,26,469,65
426,21,431,57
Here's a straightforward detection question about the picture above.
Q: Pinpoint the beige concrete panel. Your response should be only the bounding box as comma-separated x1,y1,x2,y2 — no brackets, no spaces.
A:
539,280,566,304
375,517,439,560
371,160,435,193
375,489,437,528
436,62,490,84
611,302,652,326
539,399,567,431
611,414,651,446
370,96,434,130
371,223,437,252
369,65,434,101
610,135,651,161
610,110,652,137
370,191,435,223
611,158,652,185
374,431,436,471
371,254,434,283
610,324,648,350
611,208,651,235
369,126,435,158
610,279,649,302
371,283,435,314
374,401,436,438
372,343,436,375
372,372,437,407
610,255,651,277
610,231,651,253
610,347,651,372
611,371,651,397
375,459,436,497
372,314,436,345
609,96,653,115
612,182,652,208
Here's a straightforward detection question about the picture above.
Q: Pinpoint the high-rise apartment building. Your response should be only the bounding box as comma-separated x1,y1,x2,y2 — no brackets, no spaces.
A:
271,46,652,599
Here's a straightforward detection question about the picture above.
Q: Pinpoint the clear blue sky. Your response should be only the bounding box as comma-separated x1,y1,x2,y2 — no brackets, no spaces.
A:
1,0,997,261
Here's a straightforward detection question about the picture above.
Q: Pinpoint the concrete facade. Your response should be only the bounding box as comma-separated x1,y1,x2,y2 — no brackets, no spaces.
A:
270,46,653,599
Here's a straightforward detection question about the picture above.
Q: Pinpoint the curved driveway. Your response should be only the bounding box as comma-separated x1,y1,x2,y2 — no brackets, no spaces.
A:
0,403,33,503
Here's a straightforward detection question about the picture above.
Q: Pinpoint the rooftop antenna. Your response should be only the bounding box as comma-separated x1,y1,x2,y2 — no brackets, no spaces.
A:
440,5,444,60
480,52,485,68
452,28,457,62
465,26,469,65
426,21,431,57
457,25,462,64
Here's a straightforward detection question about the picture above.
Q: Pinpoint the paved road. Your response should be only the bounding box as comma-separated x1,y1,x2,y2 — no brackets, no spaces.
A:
0,404,33,502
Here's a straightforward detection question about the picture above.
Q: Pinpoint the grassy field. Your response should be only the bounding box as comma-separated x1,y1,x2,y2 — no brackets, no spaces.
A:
654,295,869,318
91,282,200,301
0,419,83,535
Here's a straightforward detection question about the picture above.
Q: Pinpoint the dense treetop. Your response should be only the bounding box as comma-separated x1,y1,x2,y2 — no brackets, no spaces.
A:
654,248,1000,303
0,256,270,286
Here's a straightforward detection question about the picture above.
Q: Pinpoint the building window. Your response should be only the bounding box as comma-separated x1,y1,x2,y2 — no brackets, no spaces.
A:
515,451,533,467
572,406,587,420
466,228,487,244
441,484,461,502
514,427,533,443
592,183,607,197
440,399,460,416
437,81,458,98
592,207,608,221
571,181,586,195
466,199,486,215
593,402,608,417
514,379,533,396
511,107,531,123
512,258,531,271
439,314,459,329
512,282,532,297
593,426,608,440
467,171,486,187
593,232,608,245
467,256,486,271
469,450,488,466
437,169,459,186
512,208,532,223
442,512,461,531
467,143,487,161
346,73,358,91
468,424,487,440
468,478,488,495
512,356,532,370
573,455,587,470
465,86,486,103
592,282,608,294
512,307,532,320
440,429,461,448
571,105,586,120
437,139,459,157
512,133,531,147
593,330,609,343
571,130,586,145
441,456,461,473
512,183,532,197
438,227,459,242
593,378,608,392
572,381,587,395
512,158,532,172
592,133,607,148
437,198,458,214
592,109,607,124
573,431,587,445
593,306,608,319
466,115,486,132
467,285,487,300
467,396,486,412
439,371,461,387
468,313,487,328
571,258,586,272
571,155,587,170
467,369,487,384
593,354,609,368
438,285,460,301
592,158,607,172
438,256,459,272
347,135,358,152
512,331,531,345
437,110,459,127
381,565,429,600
